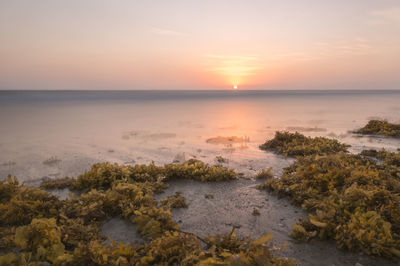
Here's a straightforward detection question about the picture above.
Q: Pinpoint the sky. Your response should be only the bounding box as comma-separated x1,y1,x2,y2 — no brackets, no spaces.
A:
0,0,399,90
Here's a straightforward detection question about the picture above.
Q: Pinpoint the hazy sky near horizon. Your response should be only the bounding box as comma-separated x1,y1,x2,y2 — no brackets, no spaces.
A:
1,1,400,90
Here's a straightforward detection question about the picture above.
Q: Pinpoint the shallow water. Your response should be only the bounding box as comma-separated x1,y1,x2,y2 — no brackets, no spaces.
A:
1,90,400,265
1,90,399,183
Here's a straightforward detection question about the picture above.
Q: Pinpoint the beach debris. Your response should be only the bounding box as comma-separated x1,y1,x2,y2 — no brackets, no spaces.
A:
252,208,261,216
204,193,214,199
215,155,229,164
42,156,62,166
354,120,400,138
237,172,245,178
161,192,188,208
260,131,350,157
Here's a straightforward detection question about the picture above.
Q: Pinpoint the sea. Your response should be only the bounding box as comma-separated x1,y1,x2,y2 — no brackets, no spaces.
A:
1,89,400,265
0,90,399,184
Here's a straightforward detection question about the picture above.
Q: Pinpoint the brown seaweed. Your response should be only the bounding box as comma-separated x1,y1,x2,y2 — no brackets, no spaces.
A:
0,159,295,265
260,131,349,157
354,120,400,138
259,151,400,259
161,192,188,208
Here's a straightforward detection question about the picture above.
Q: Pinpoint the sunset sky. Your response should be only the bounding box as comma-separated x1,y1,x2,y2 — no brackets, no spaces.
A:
1,0,400,90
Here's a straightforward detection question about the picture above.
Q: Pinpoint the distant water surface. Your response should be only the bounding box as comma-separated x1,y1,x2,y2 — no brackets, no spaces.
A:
0,90,399,183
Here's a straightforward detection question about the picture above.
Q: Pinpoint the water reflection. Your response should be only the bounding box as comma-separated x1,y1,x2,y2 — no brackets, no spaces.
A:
0,91,399,182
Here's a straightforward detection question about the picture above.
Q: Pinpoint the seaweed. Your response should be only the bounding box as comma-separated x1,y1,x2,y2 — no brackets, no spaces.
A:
355,120,400,138
259,151,400,258
260,131,349,157
73,162,132,191
255,167,274,179
13,218,65,263
40,177,75,189
0,180,62,226
164,159,237,182
49,160,237,192
42,156,61,166
0,175,19,203
252,208,261,216
0,159,296,265
139,231,201,265
161,192,188,208
131,206,179,239
60,239,139,265
215,155,229,164
201,230,297,265
360,149,400,167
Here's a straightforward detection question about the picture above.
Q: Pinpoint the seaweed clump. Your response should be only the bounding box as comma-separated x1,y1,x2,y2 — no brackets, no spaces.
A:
161,192,188,208
40,177,75,189
255,168,274,179
355,120,400,138
260,131,349,157
70,159,237,192
0,160,296,265
42,156,61,166
215,155,229,164
259,151,400,259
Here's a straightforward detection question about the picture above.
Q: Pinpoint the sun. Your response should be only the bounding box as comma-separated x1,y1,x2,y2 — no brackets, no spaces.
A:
233,84,238,89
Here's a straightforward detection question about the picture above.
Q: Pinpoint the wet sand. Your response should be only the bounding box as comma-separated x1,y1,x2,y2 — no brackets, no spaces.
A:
98,178,396,266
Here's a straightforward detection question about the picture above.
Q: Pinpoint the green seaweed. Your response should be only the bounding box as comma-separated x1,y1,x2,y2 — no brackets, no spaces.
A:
355,120,400,138
260,131,350,157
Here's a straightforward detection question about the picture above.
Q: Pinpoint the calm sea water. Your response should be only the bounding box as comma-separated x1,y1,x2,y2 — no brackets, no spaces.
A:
1,90,399,183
